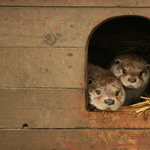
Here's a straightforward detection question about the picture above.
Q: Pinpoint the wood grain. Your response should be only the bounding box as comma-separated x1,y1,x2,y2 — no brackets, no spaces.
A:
0,89,88,128
1,2,150,150
88,109,150,129
0,7,150,47
1,88,150,129
0,129,150,150
1,0,150,7
0,48,85,88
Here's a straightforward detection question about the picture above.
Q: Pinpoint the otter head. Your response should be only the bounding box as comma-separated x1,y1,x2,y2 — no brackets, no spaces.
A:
110,54,150,89
88,77,125,111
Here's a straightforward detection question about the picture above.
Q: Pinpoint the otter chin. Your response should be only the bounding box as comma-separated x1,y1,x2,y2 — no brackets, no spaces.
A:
126,85,134,89
110,53,150,106
88,63,125,111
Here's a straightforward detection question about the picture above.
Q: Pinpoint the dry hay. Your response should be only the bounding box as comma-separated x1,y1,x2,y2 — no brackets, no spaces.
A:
121,96,150,119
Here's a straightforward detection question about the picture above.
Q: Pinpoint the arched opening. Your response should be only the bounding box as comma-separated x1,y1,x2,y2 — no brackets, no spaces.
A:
88,16,150,110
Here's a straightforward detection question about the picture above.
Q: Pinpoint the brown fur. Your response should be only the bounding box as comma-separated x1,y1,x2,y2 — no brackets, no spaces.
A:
110,53,150,106
88,63,125,111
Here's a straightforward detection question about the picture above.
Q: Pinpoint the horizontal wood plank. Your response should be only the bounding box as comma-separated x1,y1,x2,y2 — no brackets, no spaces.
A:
0,89,88,128
0,48,85,88
1,0,150,7
0,129,150,150
1,89,150,129
1,7,150,47
88,108,150,129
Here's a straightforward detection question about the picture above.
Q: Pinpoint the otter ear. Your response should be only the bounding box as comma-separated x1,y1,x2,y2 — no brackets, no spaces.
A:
147,64,150,70
88,77,94,84
115,59,121,64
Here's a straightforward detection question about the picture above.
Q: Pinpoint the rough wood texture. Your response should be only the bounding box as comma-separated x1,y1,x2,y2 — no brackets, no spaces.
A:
1,0,150,7
0,7,150,47
0,48,85,88
1,88,150,129
89,109,150,128
1,129,150,150
0,89,88,128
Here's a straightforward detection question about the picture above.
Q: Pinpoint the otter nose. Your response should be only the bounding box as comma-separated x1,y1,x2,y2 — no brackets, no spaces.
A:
128,78,136,83
105,99,115,106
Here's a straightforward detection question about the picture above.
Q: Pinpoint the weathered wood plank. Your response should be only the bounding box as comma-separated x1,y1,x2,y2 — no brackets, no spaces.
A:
1,0,150,7
1,89,150,129
0,89,88,128
88,108,150,129
0,48,85,88
1,7,150,47
0,129,150,150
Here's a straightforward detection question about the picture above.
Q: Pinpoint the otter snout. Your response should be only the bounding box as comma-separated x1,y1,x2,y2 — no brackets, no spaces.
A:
128,78,136,83
105,99,115,106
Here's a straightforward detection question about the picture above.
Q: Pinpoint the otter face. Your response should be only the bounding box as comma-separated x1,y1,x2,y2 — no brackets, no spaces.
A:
89,77,125,111
110,56,150,89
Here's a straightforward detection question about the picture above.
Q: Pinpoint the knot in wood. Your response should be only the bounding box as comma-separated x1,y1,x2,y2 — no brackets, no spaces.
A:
44,34,56,45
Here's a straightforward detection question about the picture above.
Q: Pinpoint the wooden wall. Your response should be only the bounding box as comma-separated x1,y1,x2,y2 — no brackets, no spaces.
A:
1,0,150,149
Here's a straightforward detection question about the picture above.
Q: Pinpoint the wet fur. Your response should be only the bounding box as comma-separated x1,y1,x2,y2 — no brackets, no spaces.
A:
88,63,125,110
110,53,150,106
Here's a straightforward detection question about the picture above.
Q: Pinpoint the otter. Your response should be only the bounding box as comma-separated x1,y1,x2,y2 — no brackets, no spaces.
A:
109,53,150,106
88,63,125,111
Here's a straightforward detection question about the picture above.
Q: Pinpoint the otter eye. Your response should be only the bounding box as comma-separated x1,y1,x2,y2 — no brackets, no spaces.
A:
96,90,101,95
116,92,119,96
123,69,126,73
139,72,143,76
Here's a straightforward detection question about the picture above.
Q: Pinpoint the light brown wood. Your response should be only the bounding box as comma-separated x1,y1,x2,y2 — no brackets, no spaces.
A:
1,129,150,150
1,0,150,7
0,89,88,128
89,107,150,128
1,2,150,149
0,7,150,47
0,48,85,88
88,108,150,128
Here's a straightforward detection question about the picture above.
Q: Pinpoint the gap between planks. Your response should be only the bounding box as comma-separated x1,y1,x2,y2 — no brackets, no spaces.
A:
1,5,150,8
0,87,86,90
1,128,150,130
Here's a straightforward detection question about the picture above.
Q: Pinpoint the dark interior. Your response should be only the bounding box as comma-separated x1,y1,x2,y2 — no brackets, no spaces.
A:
88,16,150,68
88,16,150,109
